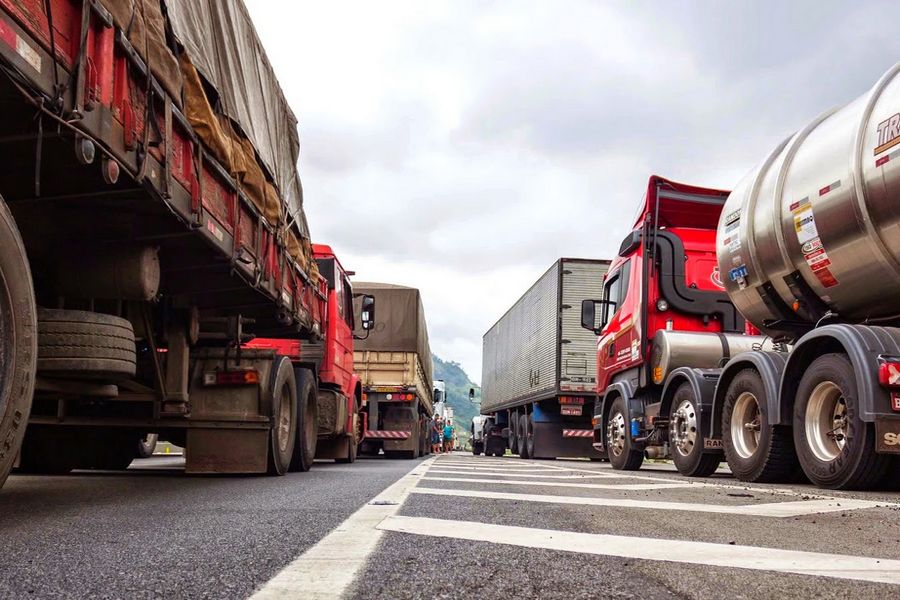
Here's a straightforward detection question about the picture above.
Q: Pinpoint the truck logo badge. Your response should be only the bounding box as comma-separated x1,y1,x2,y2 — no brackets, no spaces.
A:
529,369,541,387
711,266,725,289
875,112,900,155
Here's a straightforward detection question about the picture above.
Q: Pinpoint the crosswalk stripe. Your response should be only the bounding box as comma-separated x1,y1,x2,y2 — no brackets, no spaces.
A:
427,469,613,479
409,487,886,517
377,515,900,585
250,457,435,599
423,476,694,491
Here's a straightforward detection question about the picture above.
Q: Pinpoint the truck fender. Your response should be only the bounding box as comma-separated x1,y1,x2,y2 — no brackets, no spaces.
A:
711,350,787,438
661,367,719,450
781,324,900,423
596,379,642,448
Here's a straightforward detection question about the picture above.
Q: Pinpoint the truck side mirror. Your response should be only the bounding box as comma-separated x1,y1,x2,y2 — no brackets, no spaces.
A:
581,299,612,334
468,388,476,402
360,295,375,330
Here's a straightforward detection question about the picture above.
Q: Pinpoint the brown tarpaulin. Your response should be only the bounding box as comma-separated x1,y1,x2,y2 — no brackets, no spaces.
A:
99,0,182,105
353,283,433,392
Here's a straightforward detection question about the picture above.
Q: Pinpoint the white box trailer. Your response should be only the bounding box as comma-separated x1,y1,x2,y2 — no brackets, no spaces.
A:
480,258,610,459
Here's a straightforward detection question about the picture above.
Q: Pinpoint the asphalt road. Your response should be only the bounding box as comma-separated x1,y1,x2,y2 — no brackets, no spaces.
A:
0,455,421,599
2,453,899,599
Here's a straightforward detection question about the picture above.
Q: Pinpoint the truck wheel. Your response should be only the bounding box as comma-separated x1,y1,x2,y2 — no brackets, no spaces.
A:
606,397,643,471
508,413,518,453
722,368,798,483
793,354,891,490
518,414,530,459
0,196,37,487
18,426,76,474
670,383,720,477
76,430,138,470
472,443,482,456
36,309,136,379
136,433,158,458
267,358,298,476
290,368,317,472
525,415,536,458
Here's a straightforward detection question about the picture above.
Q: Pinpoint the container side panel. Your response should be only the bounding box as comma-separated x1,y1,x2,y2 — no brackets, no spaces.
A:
481,262,560,413
560,260,609,394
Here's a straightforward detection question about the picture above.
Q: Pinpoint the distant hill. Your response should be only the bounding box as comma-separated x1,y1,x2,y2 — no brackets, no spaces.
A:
433,355,481,445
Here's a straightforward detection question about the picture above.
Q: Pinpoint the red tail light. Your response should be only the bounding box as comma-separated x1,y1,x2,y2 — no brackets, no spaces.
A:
203,369,260,386
877,356,900,388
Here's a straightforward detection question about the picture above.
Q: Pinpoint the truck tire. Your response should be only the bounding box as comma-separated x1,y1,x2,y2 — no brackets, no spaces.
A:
0,196,37,488
793,354,891,490
37,309,136,379
525,415,536,458
722,368,798,483
136,433,158,458
18,426,76,474
606,397,643,471
290,368,317,472
472,442,482,456
508,413,518,453
670,383,720,477
76,430,138,470
267,357,298,476
518,414,530,459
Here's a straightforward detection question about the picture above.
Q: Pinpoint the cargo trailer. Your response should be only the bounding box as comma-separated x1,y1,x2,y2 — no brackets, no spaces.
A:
354,282,434,459
480,258,610,459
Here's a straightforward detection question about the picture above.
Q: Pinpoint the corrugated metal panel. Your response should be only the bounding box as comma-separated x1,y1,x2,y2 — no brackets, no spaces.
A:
559,259,610,393
481,262,560,413
481,259,610,414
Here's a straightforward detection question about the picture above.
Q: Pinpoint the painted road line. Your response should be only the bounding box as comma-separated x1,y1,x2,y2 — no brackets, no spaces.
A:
378,515,900,585
250,457,436,600
433,461,558,470
535,463,900,504
427,468,614,479
410,487,887,517
423,476,694,491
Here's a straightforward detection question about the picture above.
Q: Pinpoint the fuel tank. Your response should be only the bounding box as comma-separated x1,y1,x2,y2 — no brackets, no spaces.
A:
650,330,781,385
718,63,900,337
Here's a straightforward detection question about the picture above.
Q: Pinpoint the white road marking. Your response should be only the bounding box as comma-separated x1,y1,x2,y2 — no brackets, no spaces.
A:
249,457,436,600
433,461,557,470
410,487,887,517
378,515,900,586
423,475,694,491
427,468,613,479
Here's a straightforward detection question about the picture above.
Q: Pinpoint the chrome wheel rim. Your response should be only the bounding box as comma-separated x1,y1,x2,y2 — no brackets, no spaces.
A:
671,399,697,457
805,381,846,462
277,385,292,454
731,392,761,459
607,411,627,458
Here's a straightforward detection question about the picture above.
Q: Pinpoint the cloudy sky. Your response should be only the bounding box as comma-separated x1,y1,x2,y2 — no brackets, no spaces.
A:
246,0,896,382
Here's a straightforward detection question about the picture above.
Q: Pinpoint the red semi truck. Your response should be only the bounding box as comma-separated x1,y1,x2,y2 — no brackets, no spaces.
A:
582,60,900,490
0,0,346,486
248,244,374,465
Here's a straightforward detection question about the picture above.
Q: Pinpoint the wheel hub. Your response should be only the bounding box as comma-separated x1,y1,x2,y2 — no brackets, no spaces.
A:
277,386,292,453
671,399,697,456
805,381,847,462
731,392,761,459
607,411,627,457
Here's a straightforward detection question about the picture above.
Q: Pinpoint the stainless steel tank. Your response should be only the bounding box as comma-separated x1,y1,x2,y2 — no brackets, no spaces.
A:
650,330,781,385
718,63,900,337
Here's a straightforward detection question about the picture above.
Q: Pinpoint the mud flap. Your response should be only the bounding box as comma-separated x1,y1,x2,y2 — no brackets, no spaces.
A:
185,428,268,473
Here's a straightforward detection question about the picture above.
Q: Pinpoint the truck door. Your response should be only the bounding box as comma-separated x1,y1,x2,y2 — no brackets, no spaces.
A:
597,258,638,389
331,271,356,396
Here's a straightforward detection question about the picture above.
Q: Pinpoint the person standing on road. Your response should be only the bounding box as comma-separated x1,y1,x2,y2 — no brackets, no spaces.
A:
443,421,454,453
431,418,443,455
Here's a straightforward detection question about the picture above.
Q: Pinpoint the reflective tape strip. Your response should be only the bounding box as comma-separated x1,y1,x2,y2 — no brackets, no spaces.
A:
562,429,593,438
364,430,411,439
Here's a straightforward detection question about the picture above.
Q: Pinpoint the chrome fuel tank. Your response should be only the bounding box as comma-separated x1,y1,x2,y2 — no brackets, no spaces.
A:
718,63,900,337
649,330,781,385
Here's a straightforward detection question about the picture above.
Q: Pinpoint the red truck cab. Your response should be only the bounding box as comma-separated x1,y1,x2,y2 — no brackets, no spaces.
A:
582,176,746,475
249,244,374,465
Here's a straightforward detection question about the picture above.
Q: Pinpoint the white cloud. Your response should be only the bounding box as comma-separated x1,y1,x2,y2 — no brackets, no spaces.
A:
245,0,900,382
